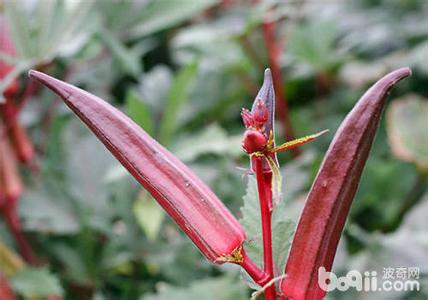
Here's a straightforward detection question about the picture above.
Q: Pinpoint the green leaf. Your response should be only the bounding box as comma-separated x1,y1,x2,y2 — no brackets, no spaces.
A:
288,20,340,72
387,95,428,172
126,89,155,135
239,177,295,281
3,1,33,58
10,267,63,297
133,190,165,241
50,244,91,285
129,0,219,38
159,62,198,144
98,29,141,78
171,124,242,162
1,0,95,95
19,187,80,234
142,276,246,300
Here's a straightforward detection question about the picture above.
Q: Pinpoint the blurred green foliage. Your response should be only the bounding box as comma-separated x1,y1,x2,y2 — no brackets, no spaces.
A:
1,0,427,299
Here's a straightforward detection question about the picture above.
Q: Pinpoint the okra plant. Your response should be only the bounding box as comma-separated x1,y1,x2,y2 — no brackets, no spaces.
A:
0,17,36,264
29,66,410,300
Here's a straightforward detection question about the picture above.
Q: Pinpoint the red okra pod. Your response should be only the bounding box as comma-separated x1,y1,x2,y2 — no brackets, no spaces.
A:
28,70,247,264
281,67,411,300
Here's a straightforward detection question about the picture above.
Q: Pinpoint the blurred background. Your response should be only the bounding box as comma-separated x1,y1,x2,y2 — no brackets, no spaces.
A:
0,0,427,299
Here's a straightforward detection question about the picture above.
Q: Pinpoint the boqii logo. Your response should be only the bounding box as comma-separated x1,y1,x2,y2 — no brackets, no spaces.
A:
318,266,420,292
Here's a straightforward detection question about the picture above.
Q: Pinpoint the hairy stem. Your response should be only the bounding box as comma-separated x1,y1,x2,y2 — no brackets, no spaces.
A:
262,21,298,157
254,157,276,299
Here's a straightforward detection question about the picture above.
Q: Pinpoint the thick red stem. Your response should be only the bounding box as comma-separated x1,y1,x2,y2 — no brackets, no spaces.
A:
262,21,299,157
240,249,269,286
255,157,276,300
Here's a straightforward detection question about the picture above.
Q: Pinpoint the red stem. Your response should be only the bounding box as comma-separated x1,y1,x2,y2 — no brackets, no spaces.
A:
14,79,38,116
240,249,269,286
254,157,276,299
262,21,299,157
2,204,35,264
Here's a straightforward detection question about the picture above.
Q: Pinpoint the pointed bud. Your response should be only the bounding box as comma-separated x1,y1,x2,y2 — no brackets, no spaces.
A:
252,69,275,139
29,70,247,264
244,69,278,172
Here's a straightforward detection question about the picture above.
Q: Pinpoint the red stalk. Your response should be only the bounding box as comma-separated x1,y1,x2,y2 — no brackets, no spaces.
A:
5,115,34,164
0,130,35,263
0,274,17,300
255,157,276,300
2,205,35,264
280,68,411,300
28,70,267,283
241,249,270,286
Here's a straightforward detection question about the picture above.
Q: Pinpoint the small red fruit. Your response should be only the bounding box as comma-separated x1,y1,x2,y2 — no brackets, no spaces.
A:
242,129,267,154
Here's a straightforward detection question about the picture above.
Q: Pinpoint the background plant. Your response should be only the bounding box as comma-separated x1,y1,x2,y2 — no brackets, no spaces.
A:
0,1,427,299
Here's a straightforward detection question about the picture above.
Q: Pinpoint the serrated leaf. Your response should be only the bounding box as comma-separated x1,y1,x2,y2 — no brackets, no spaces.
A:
133,190,164,241
10,267,63,297
387,95,428,172
142,276,246,300
270,218,294,273
126,89,154,135
239,177,295,279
